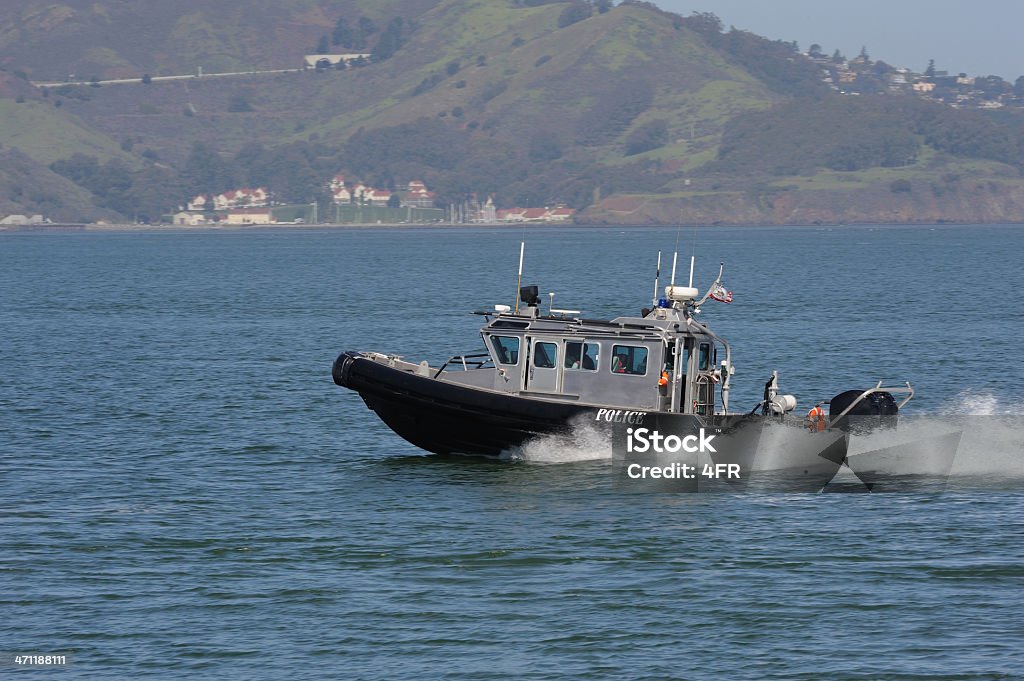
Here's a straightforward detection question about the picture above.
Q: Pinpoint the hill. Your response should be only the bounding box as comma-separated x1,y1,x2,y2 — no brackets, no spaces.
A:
0,0,438,80
1,0,1024,225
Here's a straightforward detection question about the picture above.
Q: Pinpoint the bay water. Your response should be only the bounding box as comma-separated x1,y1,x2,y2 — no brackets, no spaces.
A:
2,225,1022,679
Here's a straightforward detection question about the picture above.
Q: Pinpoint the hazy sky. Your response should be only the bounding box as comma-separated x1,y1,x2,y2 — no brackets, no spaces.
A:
657,0,1024,79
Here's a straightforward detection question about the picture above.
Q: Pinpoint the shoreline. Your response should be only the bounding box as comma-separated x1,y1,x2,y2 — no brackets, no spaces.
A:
3,220,1024,235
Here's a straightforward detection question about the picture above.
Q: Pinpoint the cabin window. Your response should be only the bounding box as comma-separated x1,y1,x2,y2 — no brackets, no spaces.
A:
491,335,521,365
564,341,599,371
534,342,557,369
611,345,648,375
698,343,711,371
666,341,691,374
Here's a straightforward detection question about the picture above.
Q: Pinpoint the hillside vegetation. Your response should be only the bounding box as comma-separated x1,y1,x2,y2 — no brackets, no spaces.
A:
1,0,1024,225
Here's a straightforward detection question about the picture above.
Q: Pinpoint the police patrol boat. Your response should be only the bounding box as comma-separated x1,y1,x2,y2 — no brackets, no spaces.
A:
332,248,914,458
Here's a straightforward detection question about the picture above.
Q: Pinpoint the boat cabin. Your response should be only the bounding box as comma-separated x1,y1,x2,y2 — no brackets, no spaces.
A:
464,286,730,415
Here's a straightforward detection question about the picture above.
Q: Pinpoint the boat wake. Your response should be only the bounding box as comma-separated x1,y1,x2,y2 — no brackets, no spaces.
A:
506,391,1024,489
936,389,1024,416
846,415,1024,482
505,417,613,464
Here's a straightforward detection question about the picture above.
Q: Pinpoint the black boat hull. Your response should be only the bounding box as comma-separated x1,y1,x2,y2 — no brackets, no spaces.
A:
333,351,595,456
332,352,855,490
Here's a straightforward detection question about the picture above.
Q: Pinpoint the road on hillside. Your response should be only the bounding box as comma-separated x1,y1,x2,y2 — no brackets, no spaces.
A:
33,67,306,88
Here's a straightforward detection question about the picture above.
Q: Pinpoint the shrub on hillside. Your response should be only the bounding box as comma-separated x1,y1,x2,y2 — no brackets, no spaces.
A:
558,2,592,28
576,79,655,146
625,120,669,155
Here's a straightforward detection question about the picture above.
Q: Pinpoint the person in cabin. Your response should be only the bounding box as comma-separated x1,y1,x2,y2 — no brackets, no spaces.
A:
612,353,628,373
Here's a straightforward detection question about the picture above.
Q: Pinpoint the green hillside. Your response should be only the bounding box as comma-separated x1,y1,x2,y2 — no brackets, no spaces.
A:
0,0,439,79
0,146,122,222
2,0,1024,224
0,99,138,165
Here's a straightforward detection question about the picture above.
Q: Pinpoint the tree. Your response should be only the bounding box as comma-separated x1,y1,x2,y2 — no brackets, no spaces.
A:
682,12,723,36
316,35,330,54
976,75,1007,100
528,129,563,162
387,193,401,208
183,142,236,195
141,73,152,84
832,49,844,64
372,18,407,63
859,45,870,61
332,18,354,48
1016,76,1024,99
358,16,377,36
575,78,655,146
557,1,591,28
595,0,613,13
228,93,254,113
925,59,936,78
808,44,822,58
625,120,669,156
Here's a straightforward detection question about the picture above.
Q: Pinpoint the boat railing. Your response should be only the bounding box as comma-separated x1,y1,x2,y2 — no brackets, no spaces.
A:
693,373,716,416
831,381,915,420
433,352,494,378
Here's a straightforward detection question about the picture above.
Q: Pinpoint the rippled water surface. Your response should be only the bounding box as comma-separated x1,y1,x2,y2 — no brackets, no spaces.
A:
2,225,1023,679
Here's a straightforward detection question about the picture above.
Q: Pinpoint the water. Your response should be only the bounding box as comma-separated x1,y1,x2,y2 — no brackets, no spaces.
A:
2,225,1023,679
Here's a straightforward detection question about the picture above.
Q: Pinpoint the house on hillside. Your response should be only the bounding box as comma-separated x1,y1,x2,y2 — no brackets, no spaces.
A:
303,54,371,69
213,188,268,211
225,208,273,225
0,214,46,225
546,207,576,222
495,207,575,223
330,175,351,204
496,208,528,222
332,185,352,204
403,180,436,208
186,194,209,211
172,211,205,226
479,196,496,223
364,188,392,207
329,175,393,206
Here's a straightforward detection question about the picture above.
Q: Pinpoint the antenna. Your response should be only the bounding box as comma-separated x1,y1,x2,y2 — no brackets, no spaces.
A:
670,252,678,288
688,255,695,288
514,241,525,314
653,251,661,306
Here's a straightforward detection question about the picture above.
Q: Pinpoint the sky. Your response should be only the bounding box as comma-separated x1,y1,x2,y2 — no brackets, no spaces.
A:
656,0,1024,80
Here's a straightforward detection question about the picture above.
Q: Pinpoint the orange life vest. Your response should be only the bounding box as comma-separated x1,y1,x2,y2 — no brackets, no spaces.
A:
807,405,826,432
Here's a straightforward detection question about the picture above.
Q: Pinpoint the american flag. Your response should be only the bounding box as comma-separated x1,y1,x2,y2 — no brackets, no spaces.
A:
710,283,734,304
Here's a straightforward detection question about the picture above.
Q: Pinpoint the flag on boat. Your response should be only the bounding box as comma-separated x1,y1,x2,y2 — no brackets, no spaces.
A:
710,283,733,304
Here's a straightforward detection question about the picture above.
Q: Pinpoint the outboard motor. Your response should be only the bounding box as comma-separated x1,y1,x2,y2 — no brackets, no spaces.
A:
829,389,899,432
